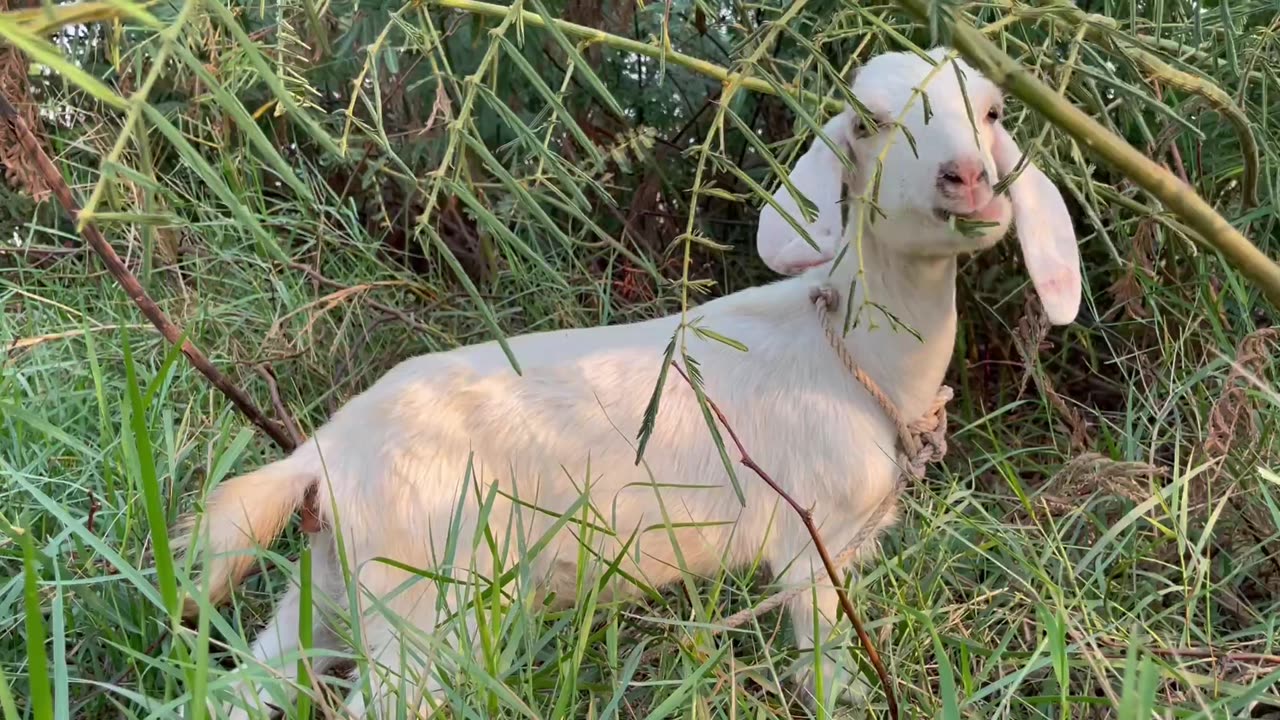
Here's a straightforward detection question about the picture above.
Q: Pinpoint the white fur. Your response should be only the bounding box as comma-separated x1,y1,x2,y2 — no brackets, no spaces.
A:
176,46,1082,718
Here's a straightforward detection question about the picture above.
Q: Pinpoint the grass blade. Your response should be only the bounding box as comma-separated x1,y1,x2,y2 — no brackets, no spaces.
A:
9,520,54,720
120,328,180,620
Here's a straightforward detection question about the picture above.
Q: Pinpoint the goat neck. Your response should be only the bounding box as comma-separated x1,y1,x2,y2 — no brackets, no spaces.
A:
816,227,958,423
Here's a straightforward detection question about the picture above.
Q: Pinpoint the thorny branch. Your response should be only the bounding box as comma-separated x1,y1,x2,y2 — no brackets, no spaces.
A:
671,363,899,720
0,91,298,454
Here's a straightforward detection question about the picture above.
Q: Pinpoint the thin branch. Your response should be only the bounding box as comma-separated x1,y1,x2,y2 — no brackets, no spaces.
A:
1075,631,1280,668
86,490,100,535
670,363,899,720
0,92,297,453
255,364,305,447
1137,643,1280,667
1127,47,1258,208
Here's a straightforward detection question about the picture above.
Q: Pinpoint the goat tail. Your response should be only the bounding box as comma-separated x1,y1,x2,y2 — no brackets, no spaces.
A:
171,456,316,619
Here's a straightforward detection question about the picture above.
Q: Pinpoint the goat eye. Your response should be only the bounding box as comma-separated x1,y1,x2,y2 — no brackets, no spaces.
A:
986,107,1002,122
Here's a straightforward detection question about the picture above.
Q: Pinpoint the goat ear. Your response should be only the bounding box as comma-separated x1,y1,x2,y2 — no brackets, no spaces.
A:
756,112,853,275
992,125,1082,325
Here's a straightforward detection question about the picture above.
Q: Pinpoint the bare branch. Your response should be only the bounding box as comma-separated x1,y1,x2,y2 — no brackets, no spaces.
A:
255,364,306,447
0,91,297,453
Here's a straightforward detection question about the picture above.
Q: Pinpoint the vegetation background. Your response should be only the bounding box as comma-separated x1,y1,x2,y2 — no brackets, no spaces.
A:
1,0,1279,717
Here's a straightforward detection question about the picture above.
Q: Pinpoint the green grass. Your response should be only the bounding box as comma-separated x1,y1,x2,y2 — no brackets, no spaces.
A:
2,0,1280,717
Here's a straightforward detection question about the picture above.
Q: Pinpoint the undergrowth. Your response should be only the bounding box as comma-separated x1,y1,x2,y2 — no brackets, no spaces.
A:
2,0,1280,717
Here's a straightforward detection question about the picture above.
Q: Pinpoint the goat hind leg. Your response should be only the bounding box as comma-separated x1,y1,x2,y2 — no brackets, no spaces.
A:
339,585,497,718
223,541,348,720
340,619,443,719
223,584,349,719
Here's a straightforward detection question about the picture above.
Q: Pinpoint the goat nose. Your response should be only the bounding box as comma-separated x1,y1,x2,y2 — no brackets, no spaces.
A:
938,159,988,188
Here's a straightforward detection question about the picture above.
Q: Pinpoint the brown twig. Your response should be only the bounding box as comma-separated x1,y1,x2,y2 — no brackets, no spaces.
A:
86,491,100,535
284,260,443,340
0,92,297,453
670,363,899,720
1150,84,1193,187
1139,644,1280,667
1079,632,1280,668
254,364,305,447
253,363,326,531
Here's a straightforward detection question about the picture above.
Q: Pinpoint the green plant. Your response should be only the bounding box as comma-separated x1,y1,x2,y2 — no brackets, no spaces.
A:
1,0,1278,717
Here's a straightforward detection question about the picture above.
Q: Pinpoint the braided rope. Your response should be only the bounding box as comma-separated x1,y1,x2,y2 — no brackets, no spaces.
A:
715,285,953,632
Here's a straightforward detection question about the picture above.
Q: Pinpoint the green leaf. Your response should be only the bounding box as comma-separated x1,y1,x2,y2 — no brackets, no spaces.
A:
8,520,53,720
171,43,317,204
416,224,521,375
0,18,127,109
203,0,344,158
635,330,677,465
681,352,745,506
527,0,626,118
121,328,180,621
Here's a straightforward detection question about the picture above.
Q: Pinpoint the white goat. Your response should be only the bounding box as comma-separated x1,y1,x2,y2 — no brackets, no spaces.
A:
174,46,1082,717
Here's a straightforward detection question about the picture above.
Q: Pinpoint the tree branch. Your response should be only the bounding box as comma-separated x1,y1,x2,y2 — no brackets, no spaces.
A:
254,364,305,447
430,0,842,112
671,363,899,720
432,0,1280,312
0,92,297,453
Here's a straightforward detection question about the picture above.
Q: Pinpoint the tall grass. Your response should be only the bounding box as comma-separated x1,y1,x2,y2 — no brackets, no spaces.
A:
1,0,1279,717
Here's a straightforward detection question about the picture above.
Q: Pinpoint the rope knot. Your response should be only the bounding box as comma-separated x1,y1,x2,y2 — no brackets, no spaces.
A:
809,285,839,312
902,385,953,481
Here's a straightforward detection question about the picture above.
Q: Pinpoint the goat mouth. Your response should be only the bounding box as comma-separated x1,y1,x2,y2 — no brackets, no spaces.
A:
933,208,985,223
933,207,990,222
933,197,1005,225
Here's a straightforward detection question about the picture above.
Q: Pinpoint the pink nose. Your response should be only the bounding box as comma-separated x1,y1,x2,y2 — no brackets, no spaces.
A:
938,159,989,190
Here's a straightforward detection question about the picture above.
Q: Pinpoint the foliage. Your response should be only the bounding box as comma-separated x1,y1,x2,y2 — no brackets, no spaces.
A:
1,0,1279,717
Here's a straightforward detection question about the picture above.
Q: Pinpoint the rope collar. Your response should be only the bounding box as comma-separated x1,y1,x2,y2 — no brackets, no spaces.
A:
809,284,953,483
703,285,959,633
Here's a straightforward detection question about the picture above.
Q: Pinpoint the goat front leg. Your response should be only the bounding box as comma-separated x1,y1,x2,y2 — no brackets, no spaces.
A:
777,550,871,712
